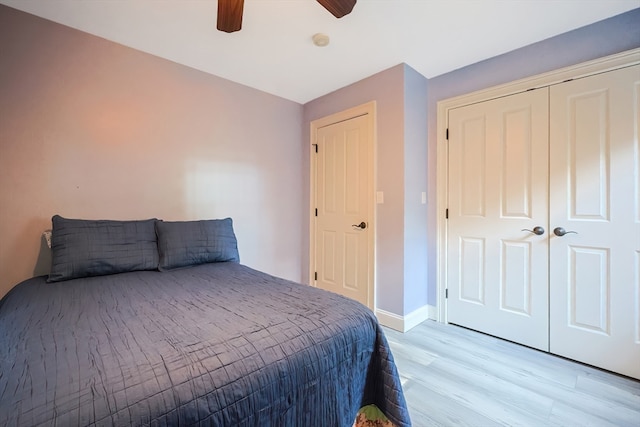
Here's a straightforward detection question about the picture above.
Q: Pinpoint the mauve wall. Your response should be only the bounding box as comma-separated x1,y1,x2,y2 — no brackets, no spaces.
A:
302,8,640,317
403,65,428,314
0,5,303,299
302,64,430,317
2,5,637,312
425,8,640,303
302,65,406,315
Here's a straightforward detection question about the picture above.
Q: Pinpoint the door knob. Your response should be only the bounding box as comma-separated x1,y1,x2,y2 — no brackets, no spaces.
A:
553,227,577,237
352,221,367,229
521,226,545,236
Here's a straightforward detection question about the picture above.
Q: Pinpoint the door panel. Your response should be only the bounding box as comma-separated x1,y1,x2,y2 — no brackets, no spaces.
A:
321,230,337,283
502,108,535,218
315,115,371,306
448,88,550,351
460,237,485,304
549,65,640,379
569,89,609,220
569,246,609,333
636,79,640,351
501,240,532,315
460,117,486,217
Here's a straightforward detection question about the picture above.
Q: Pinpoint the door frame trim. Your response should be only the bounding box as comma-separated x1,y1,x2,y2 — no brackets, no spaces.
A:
436,48,640,323
309,101,377,310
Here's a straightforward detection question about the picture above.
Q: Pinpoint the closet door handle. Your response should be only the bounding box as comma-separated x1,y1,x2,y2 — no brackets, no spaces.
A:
553,227,577,237
522,226,545,236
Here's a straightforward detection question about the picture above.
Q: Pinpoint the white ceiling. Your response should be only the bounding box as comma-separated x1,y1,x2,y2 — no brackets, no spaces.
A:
1,0,637,104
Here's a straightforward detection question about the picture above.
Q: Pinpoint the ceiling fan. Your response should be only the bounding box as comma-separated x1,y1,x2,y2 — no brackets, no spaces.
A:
217,0,357,33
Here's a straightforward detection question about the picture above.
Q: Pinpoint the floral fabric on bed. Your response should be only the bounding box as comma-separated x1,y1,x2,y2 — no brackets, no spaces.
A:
354,404,397,427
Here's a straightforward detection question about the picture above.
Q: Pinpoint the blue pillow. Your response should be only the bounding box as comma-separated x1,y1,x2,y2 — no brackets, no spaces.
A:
48,215,159,282
155,218,240,271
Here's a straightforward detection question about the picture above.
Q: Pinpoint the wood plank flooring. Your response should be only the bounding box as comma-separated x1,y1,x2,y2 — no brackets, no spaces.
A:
383,320,640,427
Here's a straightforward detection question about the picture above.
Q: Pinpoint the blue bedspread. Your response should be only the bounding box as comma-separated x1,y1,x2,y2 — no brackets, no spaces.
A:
0,262,410,426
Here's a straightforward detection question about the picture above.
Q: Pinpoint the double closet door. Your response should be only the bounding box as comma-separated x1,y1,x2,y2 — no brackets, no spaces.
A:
446,65,639,379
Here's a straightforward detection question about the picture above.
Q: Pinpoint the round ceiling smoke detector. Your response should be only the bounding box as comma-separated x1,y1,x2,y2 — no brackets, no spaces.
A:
312,33,330,47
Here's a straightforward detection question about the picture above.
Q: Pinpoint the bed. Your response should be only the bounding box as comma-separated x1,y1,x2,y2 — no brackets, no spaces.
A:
0,216,411,426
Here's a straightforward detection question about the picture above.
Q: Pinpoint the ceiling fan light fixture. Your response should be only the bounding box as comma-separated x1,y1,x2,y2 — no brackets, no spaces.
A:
316,0,357,18
312,33,330,47
217,0,244,33
216,0,356,33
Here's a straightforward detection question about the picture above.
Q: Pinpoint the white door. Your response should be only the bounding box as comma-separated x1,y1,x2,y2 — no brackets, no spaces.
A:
549,65,640,379
447,89,550,351
313,114,373,307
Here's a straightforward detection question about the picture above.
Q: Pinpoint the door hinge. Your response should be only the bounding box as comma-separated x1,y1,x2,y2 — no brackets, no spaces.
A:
446,128,449,140
312,143,318,153
445,289,448,299
314,272,318,281
445,208,449,219
315,208,318,217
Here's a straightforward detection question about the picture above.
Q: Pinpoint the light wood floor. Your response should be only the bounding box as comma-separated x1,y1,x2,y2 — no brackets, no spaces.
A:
383,320,640,427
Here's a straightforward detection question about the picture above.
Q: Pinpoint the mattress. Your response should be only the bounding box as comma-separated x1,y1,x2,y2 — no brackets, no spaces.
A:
0,262,410,426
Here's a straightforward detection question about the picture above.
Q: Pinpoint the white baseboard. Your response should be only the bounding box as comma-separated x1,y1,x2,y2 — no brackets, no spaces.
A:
376,304,435,332
375,309,404,332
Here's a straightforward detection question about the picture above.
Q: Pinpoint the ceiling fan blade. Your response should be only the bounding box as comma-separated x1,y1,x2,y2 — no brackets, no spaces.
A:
316,0,357,18
217,0,244,33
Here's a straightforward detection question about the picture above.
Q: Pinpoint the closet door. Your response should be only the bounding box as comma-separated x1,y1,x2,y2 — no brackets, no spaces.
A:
447,88,550,351
549,65,640,379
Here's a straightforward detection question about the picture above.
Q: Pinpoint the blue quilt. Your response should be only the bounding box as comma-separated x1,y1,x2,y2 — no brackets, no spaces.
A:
0,262,410,426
